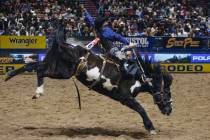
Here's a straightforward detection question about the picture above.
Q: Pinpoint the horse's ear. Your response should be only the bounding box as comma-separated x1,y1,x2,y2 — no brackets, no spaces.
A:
143,54,153,75
153,63,162,74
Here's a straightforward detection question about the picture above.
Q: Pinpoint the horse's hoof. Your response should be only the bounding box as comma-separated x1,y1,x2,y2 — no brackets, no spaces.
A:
32,95,38,99
149,130,157,135
4,73,11,81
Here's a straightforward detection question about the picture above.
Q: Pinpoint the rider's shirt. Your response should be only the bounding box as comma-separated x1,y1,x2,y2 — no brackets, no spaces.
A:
84,11,129,52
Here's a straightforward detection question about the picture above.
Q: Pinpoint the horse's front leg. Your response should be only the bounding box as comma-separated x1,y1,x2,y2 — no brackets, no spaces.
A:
107,91,156,134
120,95,156,134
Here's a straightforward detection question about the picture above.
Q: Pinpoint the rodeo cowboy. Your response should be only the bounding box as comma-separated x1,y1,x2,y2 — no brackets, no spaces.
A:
82,7,150,84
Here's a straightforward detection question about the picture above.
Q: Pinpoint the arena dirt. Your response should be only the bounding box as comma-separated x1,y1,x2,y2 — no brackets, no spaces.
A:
0,74,210,140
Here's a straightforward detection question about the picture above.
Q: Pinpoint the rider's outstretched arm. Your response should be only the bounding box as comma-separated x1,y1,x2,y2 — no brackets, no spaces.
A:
102,27,129,45
84,10,95,27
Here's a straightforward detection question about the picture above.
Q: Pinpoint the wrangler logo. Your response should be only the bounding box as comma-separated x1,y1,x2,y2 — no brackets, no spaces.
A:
0,36,46,49
9,38,37,46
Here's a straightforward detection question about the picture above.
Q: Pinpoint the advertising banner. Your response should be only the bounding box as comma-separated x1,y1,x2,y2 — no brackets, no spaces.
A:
0,63,38,75
154,37,209,50
164,37,202,48
0,36,46,49
0,64,25,74
127,37,154,48
160,63,210,73
113,37,209,52
114,37,154,48
0,54,38,64
191,54,210,63
0,53,38,74
38,54,45,61
0,56,14,64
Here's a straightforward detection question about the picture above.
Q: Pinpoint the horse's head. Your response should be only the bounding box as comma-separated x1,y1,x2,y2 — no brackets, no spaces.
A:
138,55,173,116
150,63,173,116
153,91,172,116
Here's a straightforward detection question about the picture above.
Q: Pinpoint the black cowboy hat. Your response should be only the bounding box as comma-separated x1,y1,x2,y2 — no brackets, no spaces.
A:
94,16,108,29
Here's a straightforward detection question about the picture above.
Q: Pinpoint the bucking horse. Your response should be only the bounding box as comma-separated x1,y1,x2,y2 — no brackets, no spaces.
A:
4,29,173,135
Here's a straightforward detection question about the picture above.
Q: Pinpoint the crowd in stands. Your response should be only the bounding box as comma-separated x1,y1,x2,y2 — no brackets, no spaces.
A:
99,0,209,37
0,0,209,38
0,0,95,38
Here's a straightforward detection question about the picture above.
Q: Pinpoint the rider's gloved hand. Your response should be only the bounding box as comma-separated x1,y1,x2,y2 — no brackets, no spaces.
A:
121,43,137,52
128,43,137,48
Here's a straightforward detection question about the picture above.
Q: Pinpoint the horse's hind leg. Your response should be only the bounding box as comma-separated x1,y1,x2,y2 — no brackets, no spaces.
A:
32,63,45,99
108,93,156,134
4,62,38,81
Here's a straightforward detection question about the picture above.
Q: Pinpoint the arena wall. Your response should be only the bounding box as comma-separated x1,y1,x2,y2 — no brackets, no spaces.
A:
0,36,210,74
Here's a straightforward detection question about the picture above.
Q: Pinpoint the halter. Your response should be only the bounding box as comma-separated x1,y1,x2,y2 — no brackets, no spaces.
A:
152,91,172,105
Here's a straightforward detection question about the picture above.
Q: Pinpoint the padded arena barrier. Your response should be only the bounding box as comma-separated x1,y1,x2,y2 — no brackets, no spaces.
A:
0,36,210,74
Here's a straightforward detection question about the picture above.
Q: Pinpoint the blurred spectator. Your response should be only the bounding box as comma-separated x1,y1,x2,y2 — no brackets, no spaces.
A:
0,0,208,38
99,0,208,37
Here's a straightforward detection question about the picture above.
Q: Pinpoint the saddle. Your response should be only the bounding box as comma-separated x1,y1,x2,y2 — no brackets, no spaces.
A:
78,38,150,85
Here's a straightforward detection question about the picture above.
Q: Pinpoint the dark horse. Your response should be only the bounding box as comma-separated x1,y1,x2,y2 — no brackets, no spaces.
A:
4,31,173,135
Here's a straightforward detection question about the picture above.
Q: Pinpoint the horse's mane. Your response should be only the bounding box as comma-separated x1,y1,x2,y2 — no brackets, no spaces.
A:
137,54,162,77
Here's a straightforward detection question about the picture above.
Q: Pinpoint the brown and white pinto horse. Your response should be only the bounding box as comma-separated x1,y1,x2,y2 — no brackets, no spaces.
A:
4,31,173,135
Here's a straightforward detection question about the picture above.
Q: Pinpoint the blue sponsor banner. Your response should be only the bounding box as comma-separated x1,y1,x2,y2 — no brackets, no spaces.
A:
191,54,210,63
39,54,46,61
127,37,154,48
114,37,209,53
115,37,154,49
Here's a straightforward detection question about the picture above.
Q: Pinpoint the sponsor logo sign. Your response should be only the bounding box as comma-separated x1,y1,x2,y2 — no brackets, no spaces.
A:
0,36,46,49
0,64,36,75
0,64,24,74
114,37,153,48
165,38,200,48
160,63,210,73
191,54,210,63
0,57,13,64
127,37,150,48
39,54,45,61
153,37,209,52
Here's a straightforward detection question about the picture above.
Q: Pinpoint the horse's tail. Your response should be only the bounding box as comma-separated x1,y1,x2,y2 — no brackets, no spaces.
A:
56,20,66,46
4,62,39,81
